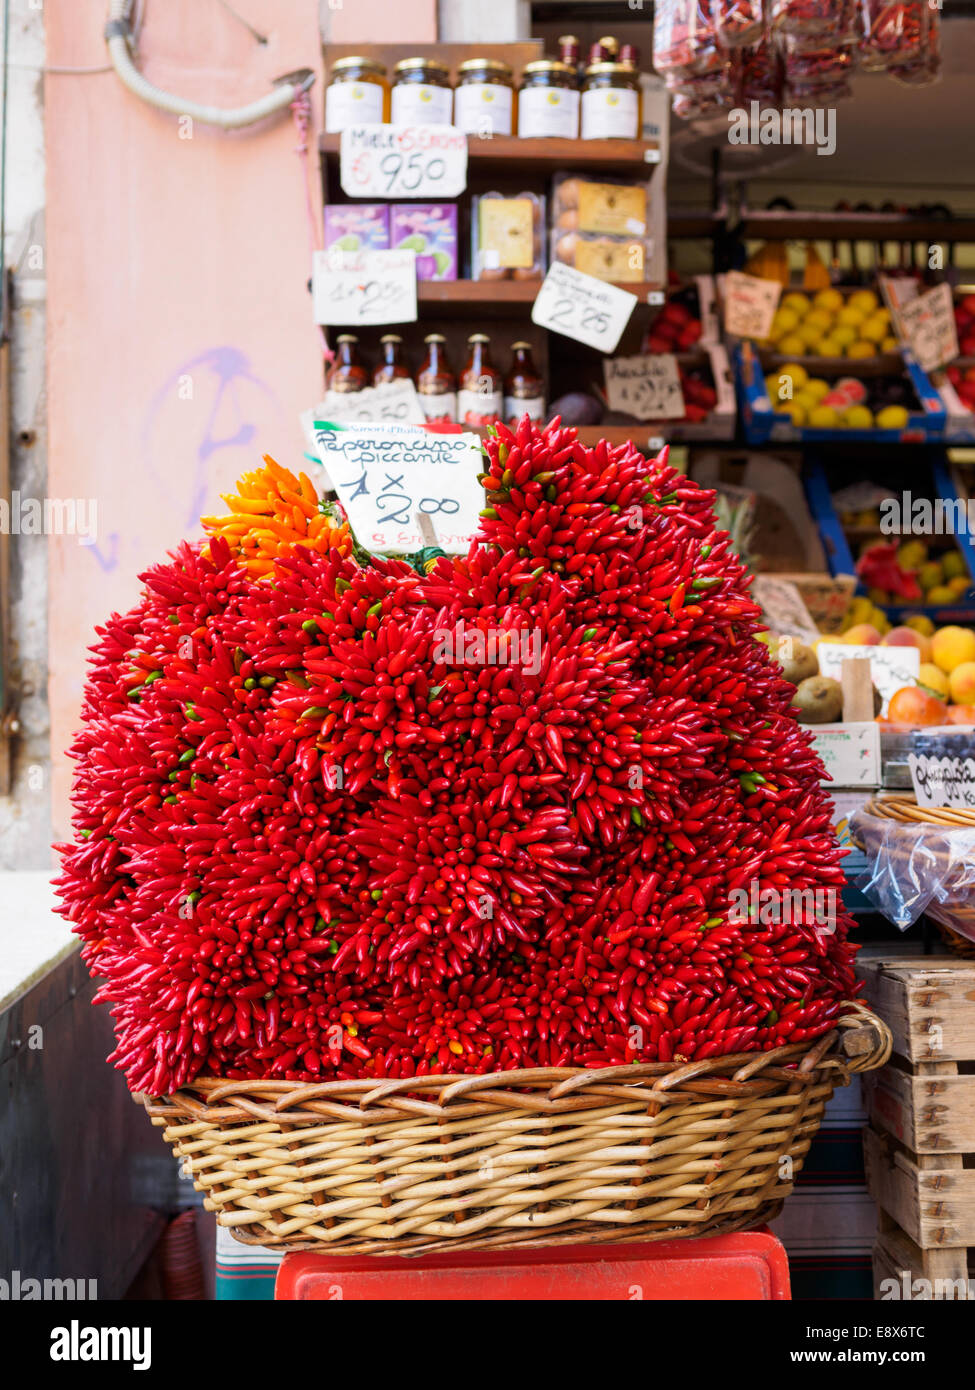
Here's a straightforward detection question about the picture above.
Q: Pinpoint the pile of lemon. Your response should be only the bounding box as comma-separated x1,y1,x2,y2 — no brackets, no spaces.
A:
763,288,898,360
764,361,909,431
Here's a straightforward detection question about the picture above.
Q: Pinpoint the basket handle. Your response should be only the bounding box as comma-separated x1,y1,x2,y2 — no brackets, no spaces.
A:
827,1002,892,1074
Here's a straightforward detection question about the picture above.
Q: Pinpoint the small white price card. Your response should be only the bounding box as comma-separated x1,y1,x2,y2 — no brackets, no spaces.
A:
531,263,637,353
340,124,468,199
816,643,920,717
312,423,484,553
319,378,425,426
723,270,782,341
604,353,684,421
811,722,881,789
898,282,958,372
909,753,975,809
313,248,417,327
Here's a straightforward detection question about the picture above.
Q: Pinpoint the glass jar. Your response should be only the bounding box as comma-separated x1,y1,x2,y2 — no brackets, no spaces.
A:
459,334,503,427
327,335,368,393
504,342,546,425
417,334,457,423
391,58,453,126
373,335,411,387
454,59,515,137
325,57,388,133
518,61,580,139
581,63,641,140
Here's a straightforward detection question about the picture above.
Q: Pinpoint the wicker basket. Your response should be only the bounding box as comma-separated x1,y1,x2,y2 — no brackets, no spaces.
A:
857,795,975,956
143,1002,890,1256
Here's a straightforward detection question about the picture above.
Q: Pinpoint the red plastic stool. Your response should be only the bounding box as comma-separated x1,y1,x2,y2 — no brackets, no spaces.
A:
275,1231,790,1300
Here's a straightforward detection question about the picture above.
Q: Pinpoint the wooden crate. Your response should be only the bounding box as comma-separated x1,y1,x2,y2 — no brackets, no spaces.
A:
863,1125,975,1249
873,1214,974,1299
856,955,975,1065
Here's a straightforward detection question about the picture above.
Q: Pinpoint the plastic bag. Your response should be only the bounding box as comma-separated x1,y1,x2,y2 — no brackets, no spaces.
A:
850,804,975,941
735,38,785,104
711,0,766,50
860,0,928,71
769,0,846,41
653,0,724,78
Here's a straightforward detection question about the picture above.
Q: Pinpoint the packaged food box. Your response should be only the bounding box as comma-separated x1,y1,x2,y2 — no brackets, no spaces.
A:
322,203,390,253
551,173,649,238
389,203,458,282
472,191,545,281
551,229,648,283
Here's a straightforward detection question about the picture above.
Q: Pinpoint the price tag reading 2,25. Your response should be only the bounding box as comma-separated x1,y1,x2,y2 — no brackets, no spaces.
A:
340,124,468,200
312,248,418,327
532,263,638,354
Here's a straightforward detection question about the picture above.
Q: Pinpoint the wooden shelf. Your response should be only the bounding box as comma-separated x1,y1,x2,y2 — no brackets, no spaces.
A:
741,209,975,244
416,278,661,314
320,132,660,176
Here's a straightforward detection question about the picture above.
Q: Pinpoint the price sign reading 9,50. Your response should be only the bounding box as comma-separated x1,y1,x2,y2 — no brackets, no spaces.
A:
340,124,468,200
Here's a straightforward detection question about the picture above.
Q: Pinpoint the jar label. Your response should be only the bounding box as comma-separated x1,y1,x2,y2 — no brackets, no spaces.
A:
517,87,580,140
454,83,513,136
504,395,546,423
391,84,453,127
459,389,503,425
325,81,385,134
419,391,457,423
581,87,639,140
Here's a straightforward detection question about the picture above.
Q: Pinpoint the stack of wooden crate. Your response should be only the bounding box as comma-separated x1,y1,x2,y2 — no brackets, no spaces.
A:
858,954,975,1299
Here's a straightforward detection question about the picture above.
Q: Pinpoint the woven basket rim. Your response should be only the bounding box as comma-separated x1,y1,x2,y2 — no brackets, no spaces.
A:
142,1000,889,1128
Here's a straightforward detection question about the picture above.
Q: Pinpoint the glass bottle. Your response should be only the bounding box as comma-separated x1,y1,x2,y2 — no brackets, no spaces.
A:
373,334,411,386
327,335,368,393
503,341,546,425
417,333,457,423
459,334,503,427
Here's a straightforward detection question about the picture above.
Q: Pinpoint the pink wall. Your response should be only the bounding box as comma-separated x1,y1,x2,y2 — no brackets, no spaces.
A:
328,0,437,43
46,1,325,836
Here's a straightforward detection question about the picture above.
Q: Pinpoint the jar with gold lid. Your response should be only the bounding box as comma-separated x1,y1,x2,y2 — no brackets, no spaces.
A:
518,60,580,139
581,62,641,139
391,57,453,126
454,58,515,136
325,56,388,133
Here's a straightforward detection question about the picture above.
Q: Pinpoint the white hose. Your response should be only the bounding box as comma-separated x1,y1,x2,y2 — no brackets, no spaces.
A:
104,0,312,130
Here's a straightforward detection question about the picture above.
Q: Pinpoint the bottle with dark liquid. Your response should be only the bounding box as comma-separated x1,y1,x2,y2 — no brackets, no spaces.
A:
459,333,503,427
503,341,546,426
417,333,457,423
373,334,411,386
327,334,368,392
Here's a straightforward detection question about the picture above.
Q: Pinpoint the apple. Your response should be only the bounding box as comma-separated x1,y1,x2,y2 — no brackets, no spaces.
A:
844,623,882,645
882,626,932,662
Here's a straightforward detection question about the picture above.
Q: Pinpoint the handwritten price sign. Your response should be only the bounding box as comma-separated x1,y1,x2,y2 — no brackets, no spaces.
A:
898,282,958,372
532,263,637,354
909,753,975,809
723,271,782,341
340,124,468,199
312,248,418,327
312,423,484,553
319,379,425,426
604,353,684,421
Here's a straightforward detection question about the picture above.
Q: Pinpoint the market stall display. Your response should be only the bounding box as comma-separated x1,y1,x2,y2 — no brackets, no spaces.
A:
55,425,888,1251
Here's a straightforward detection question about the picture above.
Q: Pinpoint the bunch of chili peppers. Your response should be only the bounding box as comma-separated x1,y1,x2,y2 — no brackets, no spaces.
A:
56,421,858,1095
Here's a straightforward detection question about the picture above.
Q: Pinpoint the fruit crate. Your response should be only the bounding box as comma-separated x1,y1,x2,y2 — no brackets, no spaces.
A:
603,344,735,443
857,954,975,1293
803,452,975,626
735,342,945,446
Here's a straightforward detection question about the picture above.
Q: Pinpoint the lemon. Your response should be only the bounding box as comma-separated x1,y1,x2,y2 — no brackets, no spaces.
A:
808,405,839,428
797,321,825,348
876,405,909,429
881,336,899,352
843,405,874,428
846,340,875,358
849,289,879,315
813,288,844,313
817,337,846,357
771,306,800,336
782,292,811,315
859,316,888,344
778,361,808,387
837,304,867,328
943,551,967,581
776,333,807,357
781,402,806,426
805,308,834,332
830,324,857,348
804,378,830,401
